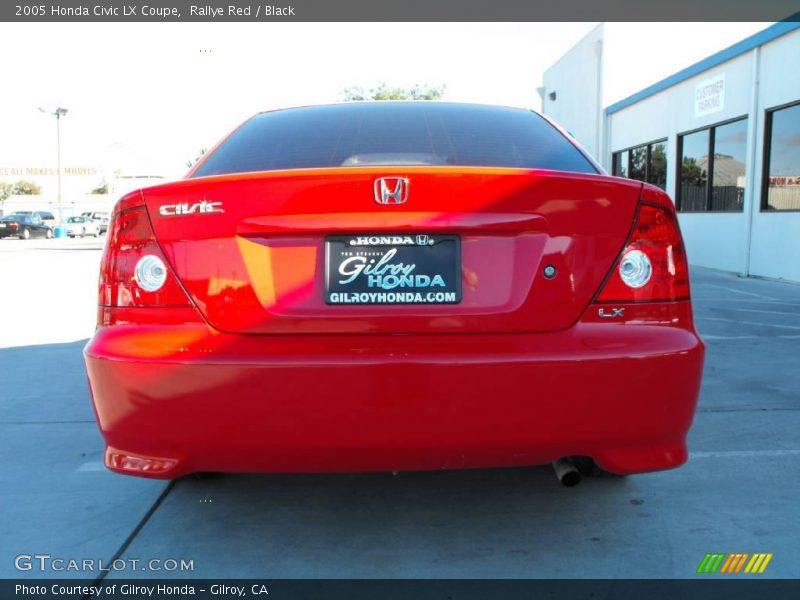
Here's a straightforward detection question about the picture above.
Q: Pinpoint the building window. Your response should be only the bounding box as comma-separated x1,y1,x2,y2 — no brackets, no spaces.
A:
677,117,747,212
678,130,709,211
762,101,800,211
629,146,647,181
612,140,667,190
613,150,628,178
647,141,667,189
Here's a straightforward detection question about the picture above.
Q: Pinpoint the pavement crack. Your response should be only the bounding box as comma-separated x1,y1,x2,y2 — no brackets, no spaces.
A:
86,479,177,592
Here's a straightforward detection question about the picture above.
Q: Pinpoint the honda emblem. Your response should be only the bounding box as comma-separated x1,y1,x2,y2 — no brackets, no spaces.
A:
374,177,409,205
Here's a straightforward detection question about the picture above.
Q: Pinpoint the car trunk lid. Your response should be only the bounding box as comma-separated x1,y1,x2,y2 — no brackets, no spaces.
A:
142,167,641,334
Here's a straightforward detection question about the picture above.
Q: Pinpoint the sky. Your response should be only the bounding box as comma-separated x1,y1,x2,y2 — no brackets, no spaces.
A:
0,21,770,188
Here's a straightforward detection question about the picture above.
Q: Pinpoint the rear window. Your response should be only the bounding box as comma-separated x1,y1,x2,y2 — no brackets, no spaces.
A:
192,103,597,177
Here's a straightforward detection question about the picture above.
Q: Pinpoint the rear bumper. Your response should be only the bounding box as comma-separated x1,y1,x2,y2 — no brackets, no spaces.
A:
84,317,704,478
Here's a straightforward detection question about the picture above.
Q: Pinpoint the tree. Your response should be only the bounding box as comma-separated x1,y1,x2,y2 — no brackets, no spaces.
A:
90,181,109,195
681,157,706,186
186,148,208,168
0,182,12,203
11,180,41,195
343,82,446,102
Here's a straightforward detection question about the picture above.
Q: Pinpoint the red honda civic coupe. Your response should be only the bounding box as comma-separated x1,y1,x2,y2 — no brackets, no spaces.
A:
84,102,704,481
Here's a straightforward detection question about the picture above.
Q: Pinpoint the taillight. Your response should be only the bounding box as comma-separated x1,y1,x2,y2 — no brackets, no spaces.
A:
99,192,191,307
133,255,169,292
597,185,690,303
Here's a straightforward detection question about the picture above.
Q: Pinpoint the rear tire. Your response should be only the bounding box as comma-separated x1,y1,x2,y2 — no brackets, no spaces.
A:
21,228,30,240
45,228,54,239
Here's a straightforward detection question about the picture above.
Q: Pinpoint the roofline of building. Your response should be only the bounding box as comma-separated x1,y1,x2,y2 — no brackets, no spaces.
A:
543,22,603,77
605,19,800,116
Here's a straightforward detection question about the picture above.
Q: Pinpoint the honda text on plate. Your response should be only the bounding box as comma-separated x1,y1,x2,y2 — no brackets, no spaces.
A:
84,102,705,480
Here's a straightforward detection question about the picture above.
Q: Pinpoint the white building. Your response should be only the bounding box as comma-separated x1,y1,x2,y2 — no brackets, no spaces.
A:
541,22,800,283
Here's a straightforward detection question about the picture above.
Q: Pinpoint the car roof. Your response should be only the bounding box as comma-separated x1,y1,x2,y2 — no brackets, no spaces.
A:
256,100,535,118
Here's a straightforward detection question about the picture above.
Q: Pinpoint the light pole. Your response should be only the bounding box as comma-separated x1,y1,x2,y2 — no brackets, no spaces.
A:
39,107,68,229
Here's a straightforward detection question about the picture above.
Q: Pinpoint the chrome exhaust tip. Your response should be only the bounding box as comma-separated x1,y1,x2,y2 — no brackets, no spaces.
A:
552,457,581,487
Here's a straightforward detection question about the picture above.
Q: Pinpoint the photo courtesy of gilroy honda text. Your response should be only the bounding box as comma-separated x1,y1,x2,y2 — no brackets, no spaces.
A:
83,101,705,482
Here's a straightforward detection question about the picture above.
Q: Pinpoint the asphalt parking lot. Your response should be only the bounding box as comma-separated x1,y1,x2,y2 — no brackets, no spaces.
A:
1,236,798,580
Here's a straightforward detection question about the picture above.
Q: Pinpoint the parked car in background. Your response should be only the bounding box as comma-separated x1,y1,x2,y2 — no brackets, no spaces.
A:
36,211,56,228
0,213,54,239
81,211,110,234
9,210,56,229
64,215,100,238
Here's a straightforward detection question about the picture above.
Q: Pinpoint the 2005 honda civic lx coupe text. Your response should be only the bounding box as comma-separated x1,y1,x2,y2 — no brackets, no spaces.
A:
83,102,705,481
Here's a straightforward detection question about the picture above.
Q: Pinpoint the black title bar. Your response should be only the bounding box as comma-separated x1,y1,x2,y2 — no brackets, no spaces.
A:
2,1,800,22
